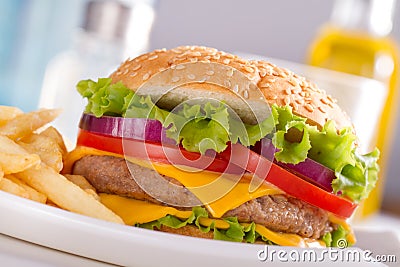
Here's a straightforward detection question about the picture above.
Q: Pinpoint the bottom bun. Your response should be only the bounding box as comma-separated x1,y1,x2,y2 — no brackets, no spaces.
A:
157,225,214,239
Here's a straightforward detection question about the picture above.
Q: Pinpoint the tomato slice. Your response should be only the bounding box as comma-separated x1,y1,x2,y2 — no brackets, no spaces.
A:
219,143,357,218
77,129,243,175
77,129,357,218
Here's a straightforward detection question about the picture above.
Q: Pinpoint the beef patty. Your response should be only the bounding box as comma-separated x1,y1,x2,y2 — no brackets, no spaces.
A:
72,155,332,239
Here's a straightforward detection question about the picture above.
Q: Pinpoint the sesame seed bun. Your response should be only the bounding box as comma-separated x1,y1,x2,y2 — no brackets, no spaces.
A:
110,46,352,130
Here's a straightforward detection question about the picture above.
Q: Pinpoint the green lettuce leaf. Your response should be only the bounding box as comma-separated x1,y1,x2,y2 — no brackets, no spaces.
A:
322,225,353,247
136,206,273,244
270,105,379,202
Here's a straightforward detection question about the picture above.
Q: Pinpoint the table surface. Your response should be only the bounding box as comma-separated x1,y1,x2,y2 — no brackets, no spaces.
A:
0,213,399,267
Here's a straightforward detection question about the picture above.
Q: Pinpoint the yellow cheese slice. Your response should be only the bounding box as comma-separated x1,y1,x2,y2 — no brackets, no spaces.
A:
100,193,192,225
150,163,283,218
99,193,324,248
328,213,356,244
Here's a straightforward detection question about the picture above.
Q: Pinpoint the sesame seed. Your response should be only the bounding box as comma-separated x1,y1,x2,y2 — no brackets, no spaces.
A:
232,84,239,92
243,89,249,99
187,74,195,80
148,54,158,60
289,102,298,110
318,106,327,113
192,51,202,57
129,72,137,77
175,64,186,70
237,59,247,64
244,66,254,73
171,76,180,83
278,71,288,78
158,67,166,72
267,95,278,100
190,58,198,63
223,59,230,64
260,83,271,88
213,54,221,60
320,98,329,105
138,55,148,61
288,77,299,87
305,104,314,112
171,48,182,53
283,97,291,105
224,80,231,88
132,64,142,71
142,73,150,81
155,48,167,53
226,68,234,77
284,88,291,95
259,70,267,78
206,70,214,76
123,69,129,75
170,64,176,69
291,88,300,94
299,92,306,97
295,98,303,105
198,77,207,83
204,55,211,60
116,71,122,75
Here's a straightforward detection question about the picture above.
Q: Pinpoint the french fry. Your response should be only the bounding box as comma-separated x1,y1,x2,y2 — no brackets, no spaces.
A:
0,106,23,126
64,174,100,201
16,164,124,224
64,174,96,192
0,108,61,140
0,177,30,199
0,153,41,174
0,135,41,174
5,174,47,203
19,134,63,172
39,126,68,158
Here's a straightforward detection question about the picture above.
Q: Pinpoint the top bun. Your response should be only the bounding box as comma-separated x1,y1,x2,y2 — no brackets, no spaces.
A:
110,46,352,130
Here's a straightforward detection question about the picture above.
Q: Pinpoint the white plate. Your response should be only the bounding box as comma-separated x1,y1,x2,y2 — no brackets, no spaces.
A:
0,190,394,267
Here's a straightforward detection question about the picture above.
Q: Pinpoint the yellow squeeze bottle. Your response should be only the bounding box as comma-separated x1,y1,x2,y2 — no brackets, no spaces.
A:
307,0,399,217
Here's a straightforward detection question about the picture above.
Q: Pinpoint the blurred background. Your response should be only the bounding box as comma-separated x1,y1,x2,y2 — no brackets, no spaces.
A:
0,0,399,219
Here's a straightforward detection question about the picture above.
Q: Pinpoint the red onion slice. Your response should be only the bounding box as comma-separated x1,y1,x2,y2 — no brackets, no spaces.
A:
254,138,335,192
79,113,176,144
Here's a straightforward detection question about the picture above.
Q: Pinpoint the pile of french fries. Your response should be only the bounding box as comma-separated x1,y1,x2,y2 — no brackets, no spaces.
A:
0,106,123,224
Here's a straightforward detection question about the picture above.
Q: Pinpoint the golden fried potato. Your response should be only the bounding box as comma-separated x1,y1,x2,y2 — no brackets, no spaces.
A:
0,136,40,174
19,134,63,172
16,164,124,224
0,109,61,140
5,174,47,203
39,126,68,158
0,106,23,126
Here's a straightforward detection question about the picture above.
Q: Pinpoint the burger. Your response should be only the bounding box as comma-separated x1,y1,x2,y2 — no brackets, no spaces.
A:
63,46,379,247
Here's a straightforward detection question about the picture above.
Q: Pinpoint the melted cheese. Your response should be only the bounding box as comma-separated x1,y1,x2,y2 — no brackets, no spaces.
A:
328,213,356,244
99,193,324,248
150,163,283,218
100,193,192,225
64,146,283,218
